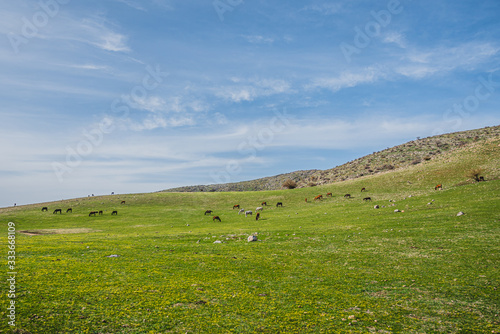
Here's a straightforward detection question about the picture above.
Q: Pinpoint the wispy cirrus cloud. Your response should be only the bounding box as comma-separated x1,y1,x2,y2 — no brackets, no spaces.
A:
395,42,499,79
214,78,292,102
112,0,147,11
243,35,275,44
308,68,382,92
301,3,342,15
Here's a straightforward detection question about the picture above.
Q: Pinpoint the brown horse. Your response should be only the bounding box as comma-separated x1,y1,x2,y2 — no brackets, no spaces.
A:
213,216,222,222
98,210,103,215
344,194,351,198
326,192,332,197
205,210,213,215
233,204,240,209
261,202,267,206
435,184,442,190
363,197,372,201
305,198,307,202
314,195,323,201
361,187,366,192
121,201,126,204
256,212,260,221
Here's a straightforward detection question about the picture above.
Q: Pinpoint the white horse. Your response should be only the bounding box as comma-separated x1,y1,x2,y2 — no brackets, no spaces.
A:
256,207,263,212
238,208,245,215
245,210,253,217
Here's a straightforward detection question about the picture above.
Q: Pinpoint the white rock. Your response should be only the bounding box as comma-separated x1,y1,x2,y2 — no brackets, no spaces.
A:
213,240,222,244
247,235,258,242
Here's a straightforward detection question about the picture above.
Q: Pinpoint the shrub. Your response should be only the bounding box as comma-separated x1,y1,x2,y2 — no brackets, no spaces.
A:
466,168,484,182
282,179,298,189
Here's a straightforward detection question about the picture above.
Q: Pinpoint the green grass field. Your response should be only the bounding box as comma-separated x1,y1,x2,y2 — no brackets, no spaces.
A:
1,139,499,333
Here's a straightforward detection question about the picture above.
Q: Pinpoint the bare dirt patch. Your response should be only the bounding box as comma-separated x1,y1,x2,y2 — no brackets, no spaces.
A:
18,228,99,235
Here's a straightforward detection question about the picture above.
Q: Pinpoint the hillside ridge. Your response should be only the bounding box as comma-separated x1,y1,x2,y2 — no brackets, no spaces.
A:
163,125,500,193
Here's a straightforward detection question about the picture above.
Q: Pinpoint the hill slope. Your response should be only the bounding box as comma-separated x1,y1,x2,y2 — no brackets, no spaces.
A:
164,125,500,192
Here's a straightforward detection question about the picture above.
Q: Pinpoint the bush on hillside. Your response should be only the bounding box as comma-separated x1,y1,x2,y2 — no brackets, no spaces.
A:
282,179,297,189
466,168,484,182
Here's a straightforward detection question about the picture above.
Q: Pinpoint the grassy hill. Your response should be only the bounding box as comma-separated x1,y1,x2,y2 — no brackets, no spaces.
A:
165,125,500,192
0,128,499,333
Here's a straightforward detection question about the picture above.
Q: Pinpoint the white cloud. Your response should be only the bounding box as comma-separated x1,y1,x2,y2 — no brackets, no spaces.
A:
243,35,275,44
383,31,407,48
308,68,381,92
302,3,342,15
215,78,292,102
113,0,147,11
396,42,499,79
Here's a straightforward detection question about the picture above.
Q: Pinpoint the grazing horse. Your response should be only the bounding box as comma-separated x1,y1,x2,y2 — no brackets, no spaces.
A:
213,216,221,222
256,207,263,212
53,209,62,214
256,212,260,221
344,194,351,198
41,207,48,212
121,201,126,204
111,211,118,215
238,208,245,215
305,198,307,202
66,208,72,213
326,192,332,197
479,176,485,181
89,211,98,216
204,210,213,215
363,197,372,201
361,187,366,192
245,211,253,217
435,184,442,190
233,204,240,209
261,202,267,206
314,195,323,201
276,202,283,207
98,210,103,215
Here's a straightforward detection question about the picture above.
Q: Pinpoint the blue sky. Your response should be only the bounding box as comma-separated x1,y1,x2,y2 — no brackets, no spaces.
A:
1,0,499,208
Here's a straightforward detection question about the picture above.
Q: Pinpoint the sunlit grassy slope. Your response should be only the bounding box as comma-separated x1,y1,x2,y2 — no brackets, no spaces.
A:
0,137,499,333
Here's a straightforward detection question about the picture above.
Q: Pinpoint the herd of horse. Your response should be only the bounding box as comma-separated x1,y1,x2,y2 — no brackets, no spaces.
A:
41,184,447,222
41,207,118,216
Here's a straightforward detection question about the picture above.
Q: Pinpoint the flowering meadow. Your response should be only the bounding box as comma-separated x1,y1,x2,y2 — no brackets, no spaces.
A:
1,140,499,333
